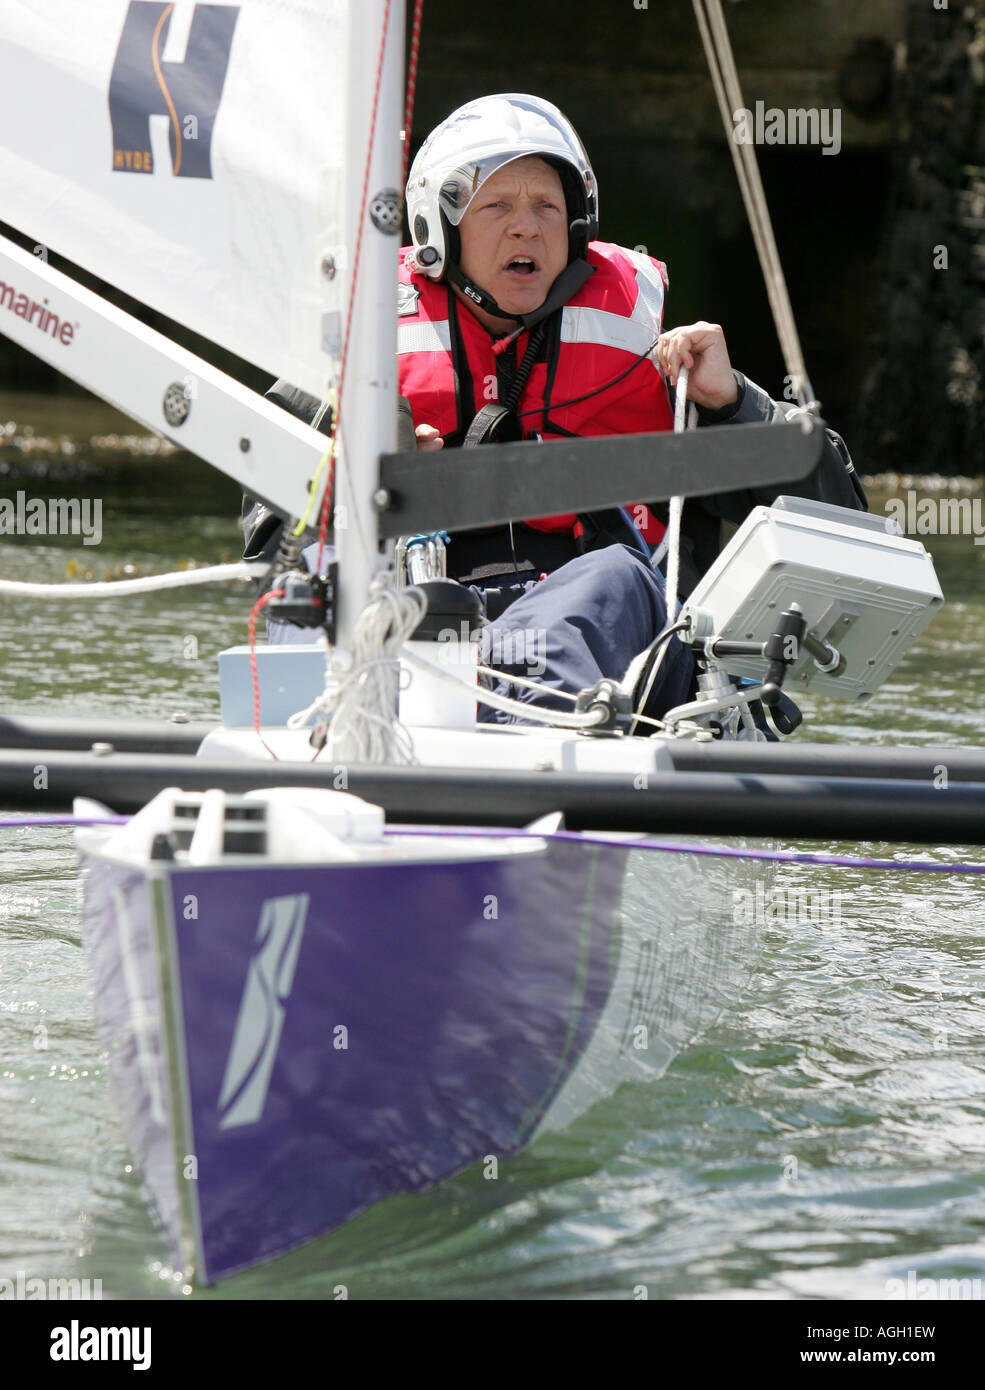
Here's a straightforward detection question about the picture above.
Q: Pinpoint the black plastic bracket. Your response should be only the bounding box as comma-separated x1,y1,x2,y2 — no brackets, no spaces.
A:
266,563,337,644
376,419,822,538
575,679,633,735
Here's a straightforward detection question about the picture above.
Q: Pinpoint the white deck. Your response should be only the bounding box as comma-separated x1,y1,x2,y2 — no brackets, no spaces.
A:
198,721,679,776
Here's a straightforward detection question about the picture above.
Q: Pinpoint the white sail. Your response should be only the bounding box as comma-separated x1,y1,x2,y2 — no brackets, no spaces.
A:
0,0,349,400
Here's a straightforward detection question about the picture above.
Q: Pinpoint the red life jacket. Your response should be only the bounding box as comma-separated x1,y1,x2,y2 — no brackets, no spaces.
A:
397,241,673,546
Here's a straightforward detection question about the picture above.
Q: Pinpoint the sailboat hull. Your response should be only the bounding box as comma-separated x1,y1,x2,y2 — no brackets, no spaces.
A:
81,837,627,1280
79,829,760,1283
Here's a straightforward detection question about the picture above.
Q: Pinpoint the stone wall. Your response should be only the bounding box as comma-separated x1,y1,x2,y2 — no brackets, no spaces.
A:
1,1,981,474
411,0,905,153
859,1,985,474
409,0,981,469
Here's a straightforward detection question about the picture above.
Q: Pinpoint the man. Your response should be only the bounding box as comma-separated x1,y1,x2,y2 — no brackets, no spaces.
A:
246,93,865,723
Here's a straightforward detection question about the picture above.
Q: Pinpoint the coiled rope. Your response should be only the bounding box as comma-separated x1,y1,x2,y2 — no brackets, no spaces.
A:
288,572,425,765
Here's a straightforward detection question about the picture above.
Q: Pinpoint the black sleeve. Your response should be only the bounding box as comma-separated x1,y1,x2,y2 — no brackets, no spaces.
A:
240,379,333,561
687,370,868,522
652,371,867,597
240,383,418,561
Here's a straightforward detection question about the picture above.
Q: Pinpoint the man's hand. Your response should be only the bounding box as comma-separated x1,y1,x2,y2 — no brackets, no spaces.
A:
415,423,444,451
656,322,739,412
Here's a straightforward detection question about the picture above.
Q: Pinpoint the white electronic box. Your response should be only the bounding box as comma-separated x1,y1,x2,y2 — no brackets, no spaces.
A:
680,497,944,701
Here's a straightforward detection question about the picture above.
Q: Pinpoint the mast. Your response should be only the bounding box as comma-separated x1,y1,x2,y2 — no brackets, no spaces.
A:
334,0,405,648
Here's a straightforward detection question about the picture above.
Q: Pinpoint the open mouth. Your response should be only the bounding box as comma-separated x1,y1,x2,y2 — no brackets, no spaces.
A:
504,256,538,276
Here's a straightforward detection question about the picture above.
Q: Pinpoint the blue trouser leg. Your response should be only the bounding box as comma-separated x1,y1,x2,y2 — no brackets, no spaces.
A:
477,545,694,725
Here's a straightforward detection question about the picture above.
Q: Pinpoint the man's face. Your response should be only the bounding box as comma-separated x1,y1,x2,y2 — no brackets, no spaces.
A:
457,156,569,320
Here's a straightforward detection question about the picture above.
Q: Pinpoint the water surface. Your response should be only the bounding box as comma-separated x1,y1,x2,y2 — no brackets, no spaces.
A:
0,408,983,1300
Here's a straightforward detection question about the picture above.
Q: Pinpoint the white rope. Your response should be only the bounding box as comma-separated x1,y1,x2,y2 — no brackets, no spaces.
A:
627,366,692,734
285,571,611,751
284,630,334,733
0,561,260,599
288,573,426,765
401,647,609,730
692,0,817,411
476,662,578,701
663,367,691,627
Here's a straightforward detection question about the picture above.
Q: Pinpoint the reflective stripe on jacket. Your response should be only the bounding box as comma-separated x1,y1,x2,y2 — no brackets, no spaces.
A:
397,241,674,544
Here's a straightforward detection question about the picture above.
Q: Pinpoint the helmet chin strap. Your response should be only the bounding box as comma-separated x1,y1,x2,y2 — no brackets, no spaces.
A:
444,259,515,323
445,255,595,356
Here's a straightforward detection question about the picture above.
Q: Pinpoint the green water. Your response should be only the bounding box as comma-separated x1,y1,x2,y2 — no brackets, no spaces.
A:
0,404,983,1300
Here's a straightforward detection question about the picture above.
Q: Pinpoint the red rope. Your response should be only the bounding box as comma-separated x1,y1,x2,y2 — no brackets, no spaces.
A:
402,0,424,187
244,6,411,767
248,588,285,759
314,0,395,576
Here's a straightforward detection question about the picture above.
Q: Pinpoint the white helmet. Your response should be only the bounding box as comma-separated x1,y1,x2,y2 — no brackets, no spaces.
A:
405,93,599,281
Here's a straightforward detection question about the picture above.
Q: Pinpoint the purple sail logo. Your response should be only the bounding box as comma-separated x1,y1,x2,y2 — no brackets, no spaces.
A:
217,893,309,1130
108,2,240,177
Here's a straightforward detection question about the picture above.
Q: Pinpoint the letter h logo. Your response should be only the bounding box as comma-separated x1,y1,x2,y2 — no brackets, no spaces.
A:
109,2,239,178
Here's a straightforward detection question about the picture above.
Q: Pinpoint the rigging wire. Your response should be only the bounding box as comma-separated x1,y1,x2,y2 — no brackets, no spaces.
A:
621,0,824,732
20,815,985,877
291,396,337,538
292,0,421,547
402,0,425,186
691,0,817,412
475,659,671,733
383,827,985,878
17,814,985,877
248,588,285,760
312,0,395,578
250,2,400,738
627,368,691,735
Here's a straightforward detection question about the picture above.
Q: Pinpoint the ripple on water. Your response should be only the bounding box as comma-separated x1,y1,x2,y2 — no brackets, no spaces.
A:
1,514,985,1296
